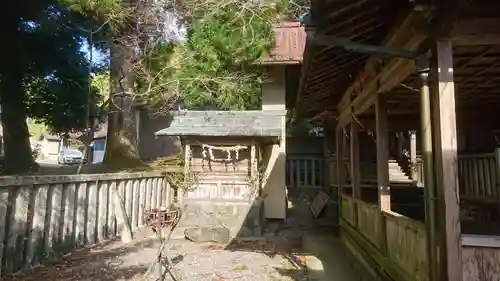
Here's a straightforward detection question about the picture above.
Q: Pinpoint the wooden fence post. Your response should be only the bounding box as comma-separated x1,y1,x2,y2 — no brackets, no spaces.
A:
495,148,500,186
111,181,133,243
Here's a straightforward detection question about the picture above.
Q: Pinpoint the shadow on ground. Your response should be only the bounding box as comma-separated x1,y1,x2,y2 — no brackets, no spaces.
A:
1,238,158,281
224,189,373,281
225,233,308,280
2,189,374,281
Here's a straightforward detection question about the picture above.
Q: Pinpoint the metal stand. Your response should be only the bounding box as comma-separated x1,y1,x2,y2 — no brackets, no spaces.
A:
144,207,183,281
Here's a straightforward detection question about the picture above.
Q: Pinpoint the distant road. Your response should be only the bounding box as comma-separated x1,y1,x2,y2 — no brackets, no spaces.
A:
35,159,109,175
36,159,81,174
36,159,60,166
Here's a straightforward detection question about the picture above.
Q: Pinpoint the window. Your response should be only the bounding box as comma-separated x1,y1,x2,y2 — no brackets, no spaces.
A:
307,126,324,137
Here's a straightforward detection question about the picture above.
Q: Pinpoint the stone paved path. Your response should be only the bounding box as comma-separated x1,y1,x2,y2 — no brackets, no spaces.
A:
303,234,373,281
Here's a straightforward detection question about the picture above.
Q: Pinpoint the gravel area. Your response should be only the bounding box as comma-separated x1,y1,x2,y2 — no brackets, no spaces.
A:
2,228,307,281
2,202,349,281
168,247,303,281
138,229,307,281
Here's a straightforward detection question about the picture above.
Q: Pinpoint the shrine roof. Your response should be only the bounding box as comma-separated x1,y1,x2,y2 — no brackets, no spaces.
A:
155,110,285,137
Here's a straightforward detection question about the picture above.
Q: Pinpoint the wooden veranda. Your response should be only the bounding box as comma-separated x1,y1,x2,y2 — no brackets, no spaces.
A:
293,1,500,281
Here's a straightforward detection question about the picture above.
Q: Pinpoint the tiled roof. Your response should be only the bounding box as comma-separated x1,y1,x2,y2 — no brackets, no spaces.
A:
155,110,285,137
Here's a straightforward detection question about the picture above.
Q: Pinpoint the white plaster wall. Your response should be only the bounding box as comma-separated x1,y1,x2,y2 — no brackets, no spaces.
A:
262,66,286,111
261,66,287,220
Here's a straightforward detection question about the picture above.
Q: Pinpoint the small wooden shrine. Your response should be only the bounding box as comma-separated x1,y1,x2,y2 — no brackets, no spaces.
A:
155,110,285,237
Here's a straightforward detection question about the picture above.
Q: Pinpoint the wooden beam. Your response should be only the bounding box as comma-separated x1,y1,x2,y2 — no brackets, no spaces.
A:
312,34,424,60
326,0,370,20
352,105,500,131
292,37,315,123
337,8,432,127
341,115,420,131
431,39,462,281
375,94,390,210
337,8,422,108
449,18,500,46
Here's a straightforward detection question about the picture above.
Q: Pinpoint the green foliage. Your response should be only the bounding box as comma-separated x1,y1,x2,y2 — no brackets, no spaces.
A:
64,0,119,14
63,0,121,23
171,0,288,110
92,71,111,104
0,0,114,173
131,0,289,111
1,1,111,134
27,119,48,139
19,4,99,133
65,0,292,112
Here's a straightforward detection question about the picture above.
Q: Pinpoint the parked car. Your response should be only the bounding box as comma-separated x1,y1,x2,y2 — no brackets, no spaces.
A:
57,148,85,165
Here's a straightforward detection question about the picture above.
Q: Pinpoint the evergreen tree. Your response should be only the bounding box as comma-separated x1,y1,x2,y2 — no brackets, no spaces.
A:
0,0,107,173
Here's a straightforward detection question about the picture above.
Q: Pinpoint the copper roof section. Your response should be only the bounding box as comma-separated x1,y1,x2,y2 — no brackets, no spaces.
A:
258,22,306,65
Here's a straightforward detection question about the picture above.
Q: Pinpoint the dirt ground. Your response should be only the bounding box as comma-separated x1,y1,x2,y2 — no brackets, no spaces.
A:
2,201,367,281
2,215,308,281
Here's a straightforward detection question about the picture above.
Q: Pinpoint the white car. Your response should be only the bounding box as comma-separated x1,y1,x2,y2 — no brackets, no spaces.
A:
57,148,85,165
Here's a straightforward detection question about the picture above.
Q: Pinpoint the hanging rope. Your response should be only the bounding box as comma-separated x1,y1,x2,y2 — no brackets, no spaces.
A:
199,144,247,162
351,115,377,144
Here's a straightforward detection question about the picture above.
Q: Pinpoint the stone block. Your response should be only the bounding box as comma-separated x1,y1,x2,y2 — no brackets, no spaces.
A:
179,198,265,239
184,227,230,244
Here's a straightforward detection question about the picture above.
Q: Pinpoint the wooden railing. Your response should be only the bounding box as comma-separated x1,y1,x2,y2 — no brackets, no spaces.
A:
340,194,356,226
286,155,324,189
458,152,500,201
0,171,177,277
412,151,500,200
340,194,429,281
384,211,429,281
339,150,500,281
356,199,383,249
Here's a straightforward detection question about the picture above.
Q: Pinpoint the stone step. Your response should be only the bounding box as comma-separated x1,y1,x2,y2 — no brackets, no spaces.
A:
390,171,408,176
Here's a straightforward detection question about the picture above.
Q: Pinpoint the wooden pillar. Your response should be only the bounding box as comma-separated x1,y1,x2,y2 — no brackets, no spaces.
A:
181,143,191,203
432,39,462,281
419,63,439,281
249,144,261,199
322,127,330,195
350,120,361,200
336,127,346,195
396,132,404,159
375,95,390,210
410,131,417,180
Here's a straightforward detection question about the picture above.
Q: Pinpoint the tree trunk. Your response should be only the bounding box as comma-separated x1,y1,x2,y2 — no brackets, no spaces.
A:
0,70,34,174
104,36,141,166
0,18,34,174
